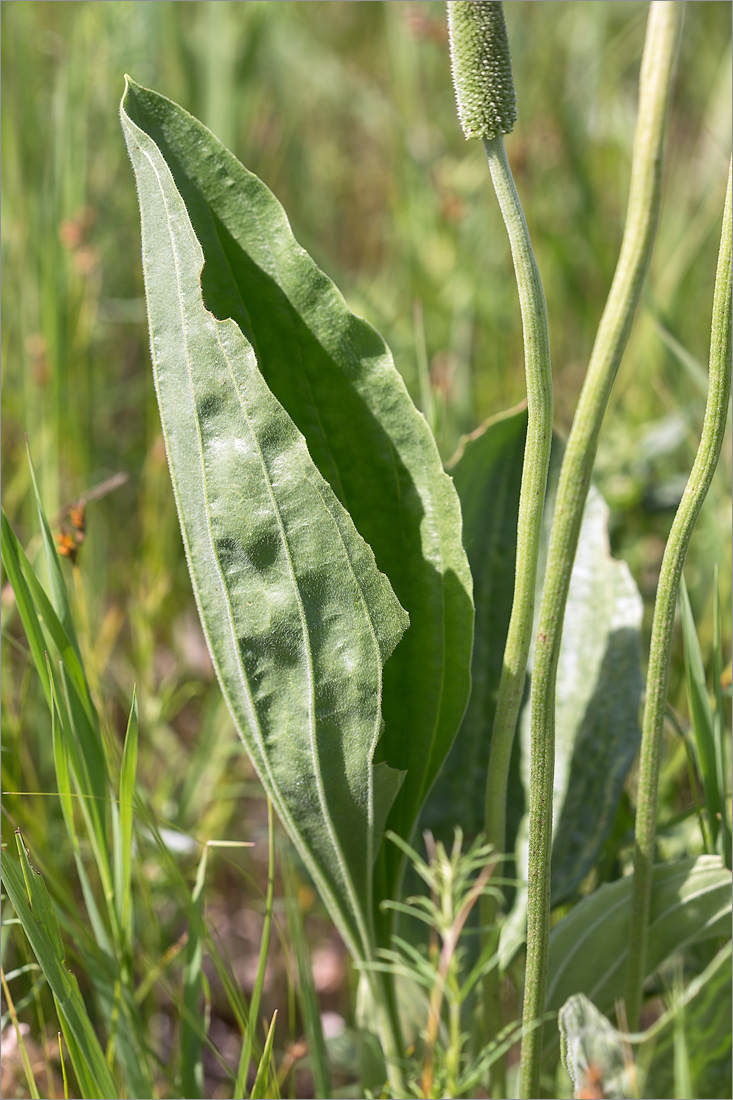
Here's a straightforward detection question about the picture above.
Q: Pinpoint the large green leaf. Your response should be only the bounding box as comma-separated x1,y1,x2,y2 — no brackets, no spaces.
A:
121,88,413,961
420,408,643,911
546,855,731,1014
120,78,474,916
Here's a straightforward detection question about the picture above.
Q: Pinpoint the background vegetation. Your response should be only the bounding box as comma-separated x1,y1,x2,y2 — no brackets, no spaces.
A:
2,2,730,1097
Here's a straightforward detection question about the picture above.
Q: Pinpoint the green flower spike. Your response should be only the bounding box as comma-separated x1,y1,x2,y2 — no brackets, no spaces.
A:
447,0,517,140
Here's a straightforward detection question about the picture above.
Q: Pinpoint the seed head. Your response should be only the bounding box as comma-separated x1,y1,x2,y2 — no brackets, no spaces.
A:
447,1,517,141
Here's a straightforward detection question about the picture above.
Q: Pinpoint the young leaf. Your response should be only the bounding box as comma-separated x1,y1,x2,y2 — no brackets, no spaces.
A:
120,78,474,916
121,87,409,963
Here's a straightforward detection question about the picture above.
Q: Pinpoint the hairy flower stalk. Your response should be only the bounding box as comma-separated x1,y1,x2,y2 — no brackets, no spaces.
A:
625,165,732,1031
518,5,683,1096
447,2,553,1087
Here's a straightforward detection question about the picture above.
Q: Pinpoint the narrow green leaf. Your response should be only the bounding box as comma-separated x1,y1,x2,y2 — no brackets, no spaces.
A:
235,800,276,1099
250,1010,277,1100
49,655,79,852
58,664,111,899
121,85,409,963
711,568,732,867
120,78,474,916
283,852,332,1100
421,408,643,908
1,834,118,1099
118,688,138,945
0,968,42,1100
546,855,731,1014
59,1004,113,1100
3,509,113,915
181,845,208,1099
680,575,721,845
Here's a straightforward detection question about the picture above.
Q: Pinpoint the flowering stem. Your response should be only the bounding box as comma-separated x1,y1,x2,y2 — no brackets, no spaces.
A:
518,5,683,1096
625,165,732,1031
479,133,553,1088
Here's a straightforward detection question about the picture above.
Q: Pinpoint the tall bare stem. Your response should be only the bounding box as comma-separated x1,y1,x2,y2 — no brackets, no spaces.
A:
518,6,683,1096
625,165,732,1031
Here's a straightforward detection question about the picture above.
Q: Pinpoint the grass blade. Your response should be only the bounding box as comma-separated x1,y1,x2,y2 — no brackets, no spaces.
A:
0,967,41,1099
180,844,208,1099
3,506,93,715
118,688,139,948
235,800,276,1099
680,575,721,846
250,1010,278,1100
283,852,332,1100
712,566,732,867
1,832,118,1099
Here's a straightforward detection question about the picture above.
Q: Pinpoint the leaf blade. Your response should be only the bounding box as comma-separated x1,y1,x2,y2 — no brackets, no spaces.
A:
546,855,731,1014
121,84,409,960
120,78,474,911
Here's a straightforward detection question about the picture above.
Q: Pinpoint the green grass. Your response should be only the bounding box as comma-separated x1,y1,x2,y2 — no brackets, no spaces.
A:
2,3,731,1097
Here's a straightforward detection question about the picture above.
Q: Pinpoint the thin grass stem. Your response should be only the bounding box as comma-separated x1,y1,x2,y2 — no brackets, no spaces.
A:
625,164,732,1030
518,5,683,1095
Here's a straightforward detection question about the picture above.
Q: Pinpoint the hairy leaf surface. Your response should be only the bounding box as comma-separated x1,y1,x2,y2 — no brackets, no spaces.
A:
122,87,411,960
121,79,474,915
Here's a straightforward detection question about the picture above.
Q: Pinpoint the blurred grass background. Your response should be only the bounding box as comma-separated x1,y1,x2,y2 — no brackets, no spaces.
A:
1,2,731,1097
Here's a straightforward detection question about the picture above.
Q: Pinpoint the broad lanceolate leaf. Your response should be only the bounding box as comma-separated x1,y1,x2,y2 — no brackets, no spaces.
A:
420,408,643,911
121,86,411,962
546,855,731,1014
120,79,474,918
